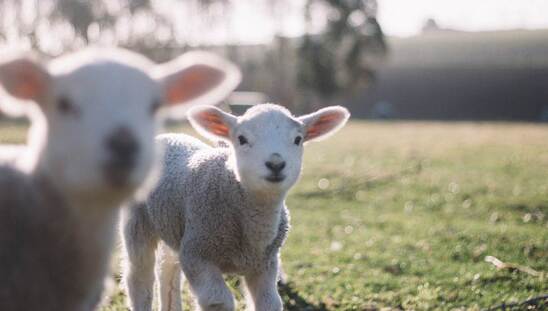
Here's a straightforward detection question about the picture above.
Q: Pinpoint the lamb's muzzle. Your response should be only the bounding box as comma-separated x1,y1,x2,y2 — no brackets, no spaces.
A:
103,126,140,187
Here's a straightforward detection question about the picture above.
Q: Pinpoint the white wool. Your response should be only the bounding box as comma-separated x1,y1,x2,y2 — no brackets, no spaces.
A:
122,103,349,311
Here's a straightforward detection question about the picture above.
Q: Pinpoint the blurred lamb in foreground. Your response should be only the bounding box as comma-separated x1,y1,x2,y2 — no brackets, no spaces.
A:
0,48,240,311
122,103,349,311
0,144,25,165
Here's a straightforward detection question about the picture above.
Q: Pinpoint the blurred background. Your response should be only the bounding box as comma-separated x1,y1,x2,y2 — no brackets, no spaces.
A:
1,1,547,310
1,0,546,120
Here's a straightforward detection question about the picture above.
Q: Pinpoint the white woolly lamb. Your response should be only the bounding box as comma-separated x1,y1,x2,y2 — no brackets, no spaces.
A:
0,48,240,311
122,103,350,311
0,144,25,165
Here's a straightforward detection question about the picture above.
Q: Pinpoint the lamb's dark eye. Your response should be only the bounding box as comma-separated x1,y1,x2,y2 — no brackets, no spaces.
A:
57,96,79,116
150,99,162,115
238,135,248,145
294,136,302,145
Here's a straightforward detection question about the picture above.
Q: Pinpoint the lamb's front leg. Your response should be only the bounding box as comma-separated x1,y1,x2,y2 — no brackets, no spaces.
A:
243,259,282,311
180,250,234,311
122,205,158,311
156,243,182,311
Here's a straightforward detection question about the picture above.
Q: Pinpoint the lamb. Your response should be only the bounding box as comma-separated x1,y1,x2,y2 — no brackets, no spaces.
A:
0,144,25,165
122,103,350,311
0,48,240,311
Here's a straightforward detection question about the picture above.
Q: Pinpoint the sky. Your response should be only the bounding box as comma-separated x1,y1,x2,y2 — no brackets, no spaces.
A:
377,0,548,37
2,0,548,48
220,0,548,44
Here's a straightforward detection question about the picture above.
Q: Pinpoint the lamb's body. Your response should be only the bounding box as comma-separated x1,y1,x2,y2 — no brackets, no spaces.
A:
133,134,288,272
124,134,289,311
0,166,118,311
123,104,349,311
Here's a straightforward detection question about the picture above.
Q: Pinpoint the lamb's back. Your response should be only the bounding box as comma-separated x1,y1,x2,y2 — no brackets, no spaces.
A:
146,134,239,249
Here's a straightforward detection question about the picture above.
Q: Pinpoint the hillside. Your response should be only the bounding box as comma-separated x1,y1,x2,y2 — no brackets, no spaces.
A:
387,29,548,69
350,29,548,121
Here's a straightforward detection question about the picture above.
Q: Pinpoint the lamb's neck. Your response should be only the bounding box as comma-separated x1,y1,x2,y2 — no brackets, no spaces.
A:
61,200,120,311
64,190,123,273
33,172,121,275
227,157,286,250
71,200,120,250
239,189,286,251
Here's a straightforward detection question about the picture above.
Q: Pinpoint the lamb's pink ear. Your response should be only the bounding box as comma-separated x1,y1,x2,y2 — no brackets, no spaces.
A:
0,58,50,102
155,52,241,118
298,106,350,142
187,106,237,142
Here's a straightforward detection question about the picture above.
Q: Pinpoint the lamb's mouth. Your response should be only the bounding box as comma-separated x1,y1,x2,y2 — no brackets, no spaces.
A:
265,175,285,183
103,160,135,188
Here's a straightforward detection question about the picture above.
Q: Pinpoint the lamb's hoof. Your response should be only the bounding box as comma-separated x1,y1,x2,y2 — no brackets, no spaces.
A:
203,302,234,311
277,272,287,285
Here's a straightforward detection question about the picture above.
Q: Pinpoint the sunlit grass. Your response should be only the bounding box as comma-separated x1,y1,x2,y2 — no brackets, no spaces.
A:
2,120,547,310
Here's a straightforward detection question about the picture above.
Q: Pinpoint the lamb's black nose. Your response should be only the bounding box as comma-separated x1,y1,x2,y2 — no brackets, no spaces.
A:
265,153,286,174
105,127,139,165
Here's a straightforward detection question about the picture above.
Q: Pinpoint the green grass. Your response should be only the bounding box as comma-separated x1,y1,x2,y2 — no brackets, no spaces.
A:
2,121,547,310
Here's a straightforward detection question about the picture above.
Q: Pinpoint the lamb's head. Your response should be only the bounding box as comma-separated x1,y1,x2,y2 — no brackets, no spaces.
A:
0,49,240,201
188,103,350,194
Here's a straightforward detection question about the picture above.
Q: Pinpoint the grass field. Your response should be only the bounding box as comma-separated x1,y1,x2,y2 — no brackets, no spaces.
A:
2,121,547,310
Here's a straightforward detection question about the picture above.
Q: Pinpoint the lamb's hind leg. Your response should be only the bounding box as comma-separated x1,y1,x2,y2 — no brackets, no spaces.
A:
156,242,182,311
122,203,159,311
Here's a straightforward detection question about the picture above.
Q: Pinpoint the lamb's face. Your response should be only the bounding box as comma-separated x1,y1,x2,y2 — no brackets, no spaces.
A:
43,62,161,197
231,108,304,193
0,50,241,202
188,103,350,196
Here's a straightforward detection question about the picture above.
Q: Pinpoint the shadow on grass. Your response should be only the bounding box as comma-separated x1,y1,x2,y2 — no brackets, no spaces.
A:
485,294,548,311
279,282,328,311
